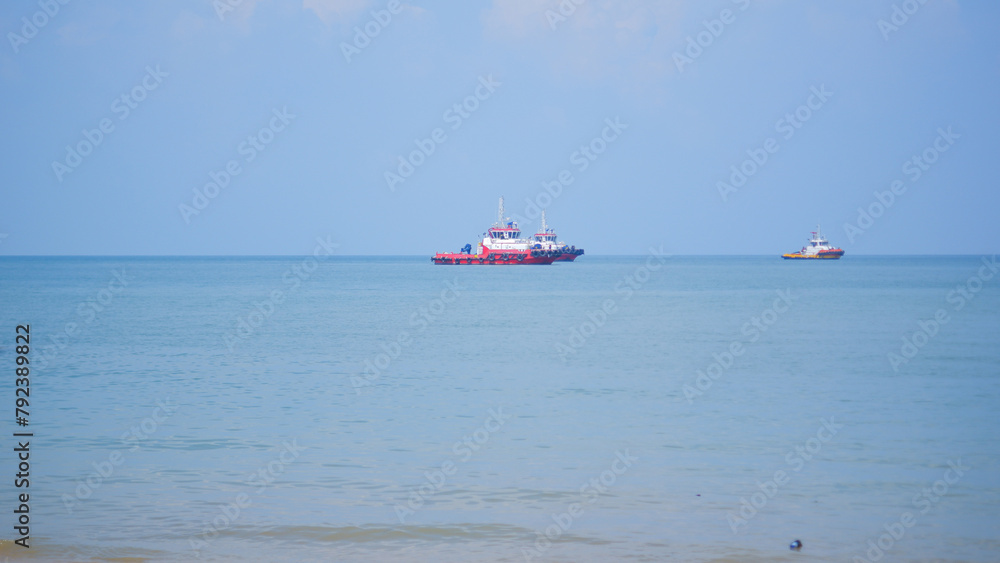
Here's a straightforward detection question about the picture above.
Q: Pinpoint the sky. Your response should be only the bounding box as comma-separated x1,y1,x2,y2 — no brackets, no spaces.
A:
0,0,997,255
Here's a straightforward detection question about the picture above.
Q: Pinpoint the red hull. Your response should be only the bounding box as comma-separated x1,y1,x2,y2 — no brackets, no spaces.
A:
556,248,583,262
432,251,558,265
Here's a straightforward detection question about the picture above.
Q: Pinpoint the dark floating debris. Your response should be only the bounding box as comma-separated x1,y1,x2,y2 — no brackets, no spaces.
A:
789,539,802,551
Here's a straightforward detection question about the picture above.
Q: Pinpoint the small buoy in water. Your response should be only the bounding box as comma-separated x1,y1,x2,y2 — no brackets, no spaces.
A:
789,540,802,551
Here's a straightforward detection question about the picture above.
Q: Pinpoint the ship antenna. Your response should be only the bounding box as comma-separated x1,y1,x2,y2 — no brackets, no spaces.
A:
498,196,505,226
541,210,548,233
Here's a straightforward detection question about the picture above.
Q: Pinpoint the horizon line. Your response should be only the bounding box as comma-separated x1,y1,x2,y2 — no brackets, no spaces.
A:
0,253,994,258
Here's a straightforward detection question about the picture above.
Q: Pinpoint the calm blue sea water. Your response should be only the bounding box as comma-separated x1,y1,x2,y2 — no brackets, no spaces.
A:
0,256,998,562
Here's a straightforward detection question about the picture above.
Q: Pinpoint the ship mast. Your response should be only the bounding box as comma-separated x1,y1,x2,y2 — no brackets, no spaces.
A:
497,196,505,226
540,210,548,233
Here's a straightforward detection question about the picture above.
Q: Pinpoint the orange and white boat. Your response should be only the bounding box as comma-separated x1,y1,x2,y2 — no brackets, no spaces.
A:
782,226,845,260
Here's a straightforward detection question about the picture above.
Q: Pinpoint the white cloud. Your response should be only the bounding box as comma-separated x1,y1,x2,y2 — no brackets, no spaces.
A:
56,5,122,46
303,0,373,24
171,10,206,38
213,0,267,32
482,0,552,38
483,0,687,81
485,0,684,40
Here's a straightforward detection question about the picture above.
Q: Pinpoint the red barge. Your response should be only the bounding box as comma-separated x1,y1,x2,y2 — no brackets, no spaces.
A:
432,197,583,265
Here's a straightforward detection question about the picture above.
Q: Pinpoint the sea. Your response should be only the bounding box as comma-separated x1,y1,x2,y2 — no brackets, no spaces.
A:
0,255,997,562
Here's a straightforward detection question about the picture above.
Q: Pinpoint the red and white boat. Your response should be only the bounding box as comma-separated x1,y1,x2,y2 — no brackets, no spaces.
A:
432,198,575,265
532,210,584,262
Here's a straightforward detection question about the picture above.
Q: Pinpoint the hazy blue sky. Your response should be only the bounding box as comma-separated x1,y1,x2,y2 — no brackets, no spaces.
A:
1,0,997,255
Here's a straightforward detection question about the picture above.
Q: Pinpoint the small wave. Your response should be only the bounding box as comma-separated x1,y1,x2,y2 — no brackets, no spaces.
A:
224,522,612,546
